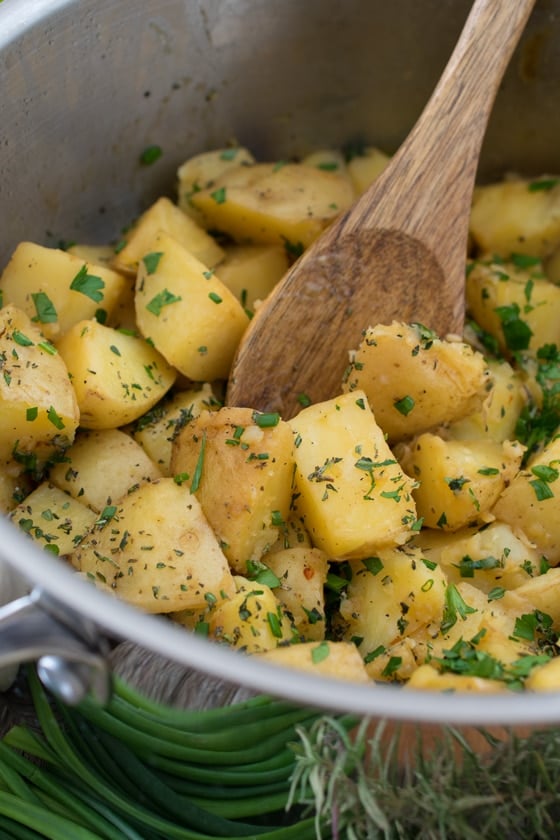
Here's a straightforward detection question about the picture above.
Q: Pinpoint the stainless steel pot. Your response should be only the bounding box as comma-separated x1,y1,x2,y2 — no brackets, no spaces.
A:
1,0,560,724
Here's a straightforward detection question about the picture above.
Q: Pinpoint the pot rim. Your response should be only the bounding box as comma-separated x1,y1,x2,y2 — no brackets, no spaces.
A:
1,515,558,725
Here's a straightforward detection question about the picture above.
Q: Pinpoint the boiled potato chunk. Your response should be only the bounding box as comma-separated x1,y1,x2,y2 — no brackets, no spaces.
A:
132,384,219,474
493,435,560,564
171,407,295,573
177,147,256,218
70,478,235,613
112,197,224,275
189,162,354,248
67,244,115,267
48,429,162,512
446,359,527,443
135,232,249,381
0,305,79,469
343,322,488,442
207,575,295,653
469,177,560,258
0,242,126,341
398,433,524,531
56,319,176,429
407,664,507,693
288,391,417,558
466,256,560,356
10,482,96,555
415,521,542,592
264,547,328,641
346,146,391,194
216,244,289,314
513,568,560,629
338,545,447,658
257,640,370,683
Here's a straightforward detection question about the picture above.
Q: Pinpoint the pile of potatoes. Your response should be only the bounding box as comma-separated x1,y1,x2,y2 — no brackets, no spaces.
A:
3,144,560,692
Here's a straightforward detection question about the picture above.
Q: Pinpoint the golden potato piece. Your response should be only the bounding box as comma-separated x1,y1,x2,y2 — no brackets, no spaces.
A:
56,319,176,429
0,242,126,341
171,406,295,573
134,232,249,381
0,305,79,469
190,162,354,248
70,478,235,613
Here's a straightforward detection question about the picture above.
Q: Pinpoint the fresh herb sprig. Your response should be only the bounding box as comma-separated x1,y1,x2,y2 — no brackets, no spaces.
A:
290,716,560,839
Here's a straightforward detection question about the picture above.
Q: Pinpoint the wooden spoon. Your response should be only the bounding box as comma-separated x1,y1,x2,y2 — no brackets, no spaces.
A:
227,0,536,417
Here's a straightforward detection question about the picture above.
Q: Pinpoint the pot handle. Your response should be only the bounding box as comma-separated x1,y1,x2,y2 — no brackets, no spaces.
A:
0,587,111,704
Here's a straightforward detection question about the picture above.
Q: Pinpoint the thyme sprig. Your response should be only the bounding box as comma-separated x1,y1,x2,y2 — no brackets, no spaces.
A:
289,717,560,839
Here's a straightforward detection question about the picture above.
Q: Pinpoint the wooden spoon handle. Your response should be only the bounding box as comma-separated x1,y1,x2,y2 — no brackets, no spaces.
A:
343,0,536,246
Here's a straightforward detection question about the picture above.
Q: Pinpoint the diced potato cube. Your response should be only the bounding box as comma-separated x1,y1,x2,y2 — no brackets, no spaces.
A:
48,429,162,512
492,434,560,564
135,232,249,381
288,391,417,557
339,545,447,657
113,197,224,275
70,478,235,613
0,305,79,469
525,656,560,691
216,244,289,313
67,244,116,267
56,319,176,429
10,482,96,555
177,147,256,217
511,568,560,629
343,322,488,442
447,359,527,443
132,384,219,474
415,521,543,592
265,547,328,641
171,406,295,573
0,242,127,340
469,177,560,258
257,640,370,683
466,256,560,356
398,434,525,531
190,162,354,248
407,664,507,693
346,146,391,194
207,576,295,653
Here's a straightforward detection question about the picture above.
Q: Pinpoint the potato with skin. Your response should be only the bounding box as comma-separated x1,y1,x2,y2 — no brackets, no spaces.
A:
0,242,127,341
10,482,97,556
70,478,236,613
189,162,354,248
0,305,79,469
288,391,417,558
135,232,249,382
264,547,328,641
343,322,489,442
56,319,176,429
48,429,162,512
171,406,295,574
397,433,525,531
112,197,224,275
466,256,560,357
